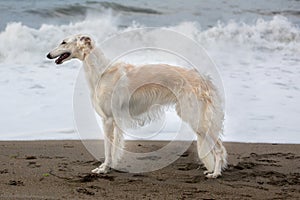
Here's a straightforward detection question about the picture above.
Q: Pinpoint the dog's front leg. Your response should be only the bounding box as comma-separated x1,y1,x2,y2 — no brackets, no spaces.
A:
92,118,114,174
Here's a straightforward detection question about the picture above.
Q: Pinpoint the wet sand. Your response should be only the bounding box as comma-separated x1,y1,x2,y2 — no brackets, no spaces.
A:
0,141,299,199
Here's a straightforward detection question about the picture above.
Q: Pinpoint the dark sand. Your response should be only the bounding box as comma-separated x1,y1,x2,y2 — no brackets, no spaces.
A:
0,141,299,199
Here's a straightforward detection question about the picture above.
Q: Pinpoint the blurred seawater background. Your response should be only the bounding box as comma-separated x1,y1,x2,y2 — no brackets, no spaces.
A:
0,0,299,143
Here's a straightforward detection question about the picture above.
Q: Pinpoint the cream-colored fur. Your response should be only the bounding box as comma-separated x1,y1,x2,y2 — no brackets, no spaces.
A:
47,34,227,178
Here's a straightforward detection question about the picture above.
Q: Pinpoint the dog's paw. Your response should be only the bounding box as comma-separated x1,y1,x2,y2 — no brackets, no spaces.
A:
91,164,110,174
205,172,221,179
203,170,213,175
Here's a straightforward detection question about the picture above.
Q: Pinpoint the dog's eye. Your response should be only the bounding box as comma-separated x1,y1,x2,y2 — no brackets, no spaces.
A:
61,41,66,45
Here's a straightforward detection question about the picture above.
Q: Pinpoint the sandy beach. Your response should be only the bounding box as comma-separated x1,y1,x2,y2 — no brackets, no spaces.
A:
0,141,299,199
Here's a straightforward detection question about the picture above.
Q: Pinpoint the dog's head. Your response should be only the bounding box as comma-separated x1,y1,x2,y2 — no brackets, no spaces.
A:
47,34,94,64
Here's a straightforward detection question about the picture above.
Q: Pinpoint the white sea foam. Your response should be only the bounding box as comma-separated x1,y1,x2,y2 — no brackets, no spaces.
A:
1,15,298,64
0,14,299,143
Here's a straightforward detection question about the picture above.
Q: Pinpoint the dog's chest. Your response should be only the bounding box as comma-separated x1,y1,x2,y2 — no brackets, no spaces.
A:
92,75,120,119
91,64,131,119
91,89,112,119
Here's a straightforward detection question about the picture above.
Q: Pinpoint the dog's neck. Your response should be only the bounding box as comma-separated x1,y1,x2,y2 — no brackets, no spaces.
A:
83,48,110,94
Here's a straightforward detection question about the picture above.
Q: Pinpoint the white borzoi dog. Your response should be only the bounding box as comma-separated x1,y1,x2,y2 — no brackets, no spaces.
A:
47,34,227,178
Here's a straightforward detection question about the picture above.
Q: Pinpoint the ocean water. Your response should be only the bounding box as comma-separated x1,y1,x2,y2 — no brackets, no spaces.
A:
0,0,299,143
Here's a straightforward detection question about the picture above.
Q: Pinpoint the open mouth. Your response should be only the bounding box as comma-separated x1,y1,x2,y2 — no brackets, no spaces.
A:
55,52,71,64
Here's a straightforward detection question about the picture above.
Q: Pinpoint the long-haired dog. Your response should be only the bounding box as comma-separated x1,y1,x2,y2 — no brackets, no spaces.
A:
47,34,227,178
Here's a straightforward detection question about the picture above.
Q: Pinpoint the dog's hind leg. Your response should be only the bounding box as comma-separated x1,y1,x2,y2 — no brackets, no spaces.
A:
111,123,124,168
175,94,216,175
205,142,226,178
92,117,114,174
205,139,227,178
196,134,215,175
219,140,227,170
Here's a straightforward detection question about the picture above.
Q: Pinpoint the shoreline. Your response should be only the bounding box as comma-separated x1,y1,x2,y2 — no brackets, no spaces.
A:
2,139,300,144
0,140,299,199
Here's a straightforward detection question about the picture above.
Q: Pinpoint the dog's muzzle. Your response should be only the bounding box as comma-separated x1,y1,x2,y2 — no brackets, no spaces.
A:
46,52,71,64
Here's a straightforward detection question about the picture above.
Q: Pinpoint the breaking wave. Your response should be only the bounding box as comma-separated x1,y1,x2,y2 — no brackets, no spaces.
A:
0,14,299,65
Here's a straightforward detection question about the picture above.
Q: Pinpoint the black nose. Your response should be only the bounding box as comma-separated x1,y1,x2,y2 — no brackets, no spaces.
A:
46,53,52,59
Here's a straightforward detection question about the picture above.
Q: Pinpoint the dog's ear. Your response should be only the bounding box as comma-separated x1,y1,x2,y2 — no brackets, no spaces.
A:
78,36,93,51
